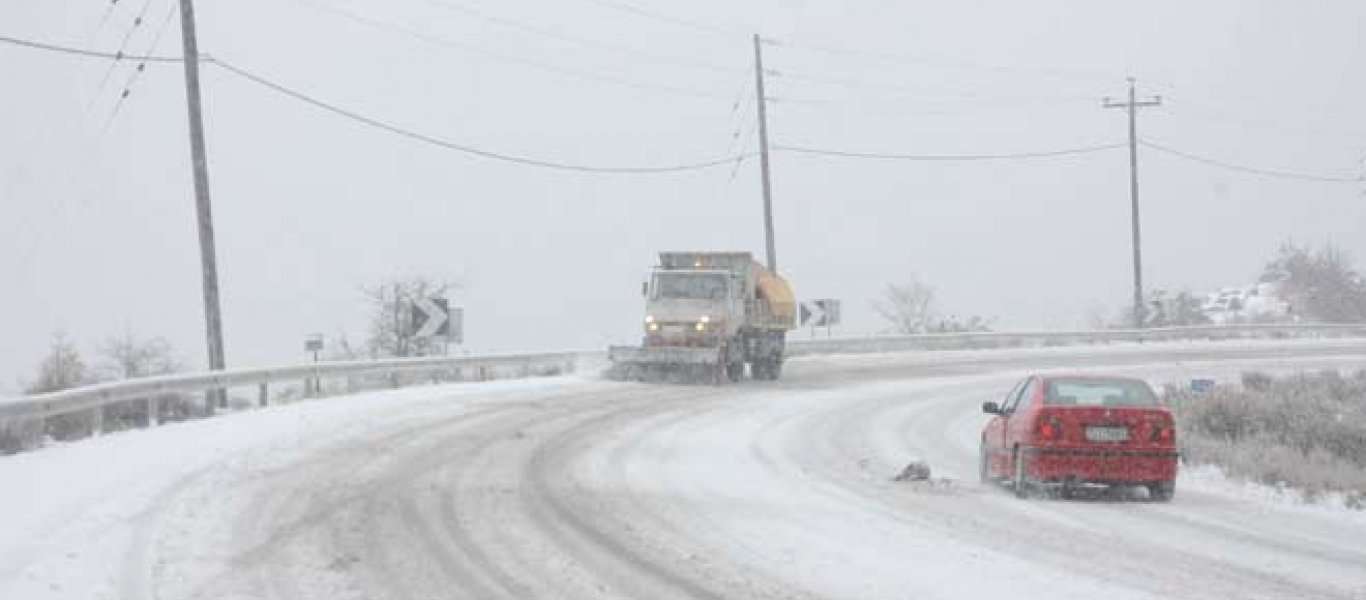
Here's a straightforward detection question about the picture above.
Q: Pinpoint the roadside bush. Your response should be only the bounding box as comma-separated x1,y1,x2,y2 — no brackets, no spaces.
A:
1167,370,1366,505
0,417,43,454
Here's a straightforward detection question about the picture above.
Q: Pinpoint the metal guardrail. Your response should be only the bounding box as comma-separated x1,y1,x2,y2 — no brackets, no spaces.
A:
786,323,1366,356
3,323,1364,436
0,351,581,422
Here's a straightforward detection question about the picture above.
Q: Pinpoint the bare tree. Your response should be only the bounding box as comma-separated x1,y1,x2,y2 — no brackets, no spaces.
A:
96,332,195,427
874,278,937,334
1262,242,1366,323
1144,289,1211,327
25,332,96,441
98,332,183,380
362,277,459,358
26,331,88,394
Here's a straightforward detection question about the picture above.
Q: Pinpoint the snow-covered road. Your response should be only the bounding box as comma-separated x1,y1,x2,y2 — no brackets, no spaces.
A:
4,340,1366,599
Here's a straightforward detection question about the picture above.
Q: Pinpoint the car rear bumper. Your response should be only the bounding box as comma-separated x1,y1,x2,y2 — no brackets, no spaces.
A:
1022,446,1178,484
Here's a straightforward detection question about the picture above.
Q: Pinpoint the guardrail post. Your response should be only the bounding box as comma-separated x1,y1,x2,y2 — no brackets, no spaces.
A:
258,382,268,407
89,407,103,438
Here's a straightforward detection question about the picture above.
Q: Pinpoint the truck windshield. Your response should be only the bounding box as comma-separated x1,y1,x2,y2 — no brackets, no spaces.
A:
1045,379,1159,407
654,273,728,300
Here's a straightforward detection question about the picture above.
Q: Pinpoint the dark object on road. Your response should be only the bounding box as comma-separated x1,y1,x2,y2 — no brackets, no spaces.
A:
893,459,932,482
980,375,1178,501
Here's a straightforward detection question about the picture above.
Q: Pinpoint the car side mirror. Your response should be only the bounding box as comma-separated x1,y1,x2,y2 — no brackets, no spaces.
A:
982,401,1001,415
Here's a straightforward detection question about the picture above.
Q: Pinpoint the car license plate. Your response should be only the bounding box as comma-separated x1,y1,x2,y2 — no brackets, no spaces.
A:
1085,426,1129,442
662,325,685,334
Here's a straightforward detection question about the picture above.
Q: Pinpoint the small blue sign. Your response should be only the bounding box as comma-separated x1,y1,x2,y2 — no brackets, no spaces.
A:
1190,378,1216,393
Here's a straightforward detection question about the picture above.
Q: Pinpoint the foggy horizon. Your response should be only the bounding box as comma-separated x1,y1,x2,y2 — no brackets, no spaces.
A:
4,0,1364,391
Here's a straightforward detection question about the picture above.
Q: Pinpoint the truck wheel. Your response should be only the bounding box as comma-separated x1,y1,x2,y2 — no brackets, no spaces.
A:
726,362,745,382
751,360,770,380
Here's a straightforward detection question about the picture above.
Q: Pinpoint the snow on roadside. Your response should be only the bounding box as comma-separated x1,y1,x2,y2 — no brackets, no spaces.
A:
0,375,586,599
1180,464,1366,522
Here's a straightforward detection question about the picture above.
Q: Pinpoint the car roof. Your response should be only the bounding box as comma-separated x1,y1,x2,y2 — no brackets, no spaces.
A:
1036,374,1150,385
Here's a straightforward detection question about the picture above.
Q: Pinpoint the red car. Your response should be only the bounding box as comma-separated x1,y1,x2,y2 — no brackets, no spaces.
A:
980,375,1178,501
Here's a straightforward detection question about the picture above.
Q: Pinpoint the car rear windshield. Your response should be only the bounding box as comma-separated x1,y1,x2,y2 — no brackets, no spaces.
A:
1044,379,1159,407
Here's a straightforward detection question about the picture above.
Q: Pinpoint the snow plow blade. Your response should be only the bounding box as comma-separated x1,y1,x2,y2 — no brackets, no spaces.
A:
607,346,722,366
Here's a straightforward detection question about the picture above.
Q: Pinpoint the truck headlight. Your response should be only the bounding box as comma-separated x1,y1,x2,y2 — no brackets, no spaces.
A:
644,315,655,323
698,315,710,323
694,322,706,332
647,322,660,332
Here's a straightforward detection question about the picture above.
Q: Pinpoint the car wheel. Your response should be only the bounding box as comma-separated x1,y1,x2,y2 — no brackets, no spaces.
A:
1148,480,1175,502
1013,448,1030,499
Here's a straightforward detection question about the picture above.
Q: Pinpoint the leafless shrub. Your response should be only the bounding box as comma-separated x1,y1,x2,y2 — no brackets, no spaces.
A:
1241,371,1273,391
0,418,43,455
1169,371,1366,506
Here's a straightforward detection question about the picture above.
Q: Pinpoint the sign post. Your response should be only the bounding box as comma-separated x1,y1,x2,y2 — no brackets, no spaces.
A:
304,333,323,397
800,299,842,337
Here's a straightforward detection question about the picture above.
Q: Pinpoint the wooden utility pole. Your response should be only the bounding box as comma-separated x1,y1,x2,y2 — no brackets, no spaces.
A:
1104,78,1161,329
177,0,227,411
752,34,777,273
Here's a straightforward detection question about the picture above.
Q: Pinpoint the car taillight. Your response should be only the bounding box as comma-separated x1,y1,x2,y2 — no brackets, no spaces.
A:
1037,417,1063,442
1150,424,1176,444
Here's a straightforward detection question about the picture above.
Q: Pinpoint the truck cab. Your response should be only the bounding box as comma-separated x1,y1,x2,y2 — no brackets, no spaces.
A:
609,251,794,383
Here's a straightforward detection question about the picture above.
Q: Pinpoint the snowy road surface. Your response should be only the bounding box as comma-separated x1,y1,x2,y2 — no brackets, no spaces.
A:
3,340,1366,599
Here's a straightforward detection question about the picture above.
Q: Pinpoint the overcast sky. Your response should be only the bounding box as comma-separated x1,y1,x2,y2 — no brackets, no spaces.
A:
2,0,1364,391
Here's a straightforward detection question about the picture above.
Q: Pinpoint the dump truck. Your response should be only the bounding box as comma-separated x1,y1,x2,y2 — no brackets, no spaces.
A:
608,251,796,383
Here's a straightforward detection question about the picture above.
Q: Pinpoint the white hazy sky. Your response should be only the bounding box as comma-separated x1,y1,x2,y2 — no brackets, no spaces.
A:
3,0,1364,391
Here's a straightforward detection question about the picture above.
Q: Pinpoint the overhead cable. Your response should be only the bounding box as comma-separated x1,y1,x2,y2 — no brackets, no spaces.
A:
105,2,181,130
0,32,182,62
290,0,731,101
580,0,750,39
423,0,743,75
774,142,1126,161
1139,139,1364,183
212,59,752,174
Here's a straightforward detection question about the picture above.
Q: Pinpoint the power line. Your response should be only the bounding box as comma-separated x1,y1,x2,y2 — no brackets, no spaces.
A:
1139,139,1364,183
87,0,124,44
580,0,750,39
0,32,182,62
1156,96,1366,145
212,59,752,174
423,0,743,75
768,68,1095,104
774,142,1126,161
104,1,180,131
92,0,158,100
289,0,732,101
762,37,1116,87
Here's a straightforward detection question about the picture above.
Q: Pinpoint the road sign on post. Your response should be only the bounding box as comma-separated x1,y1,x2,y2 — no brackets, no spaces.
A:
411,297,451,338
800,299,842,337
800,299,842,327
304,333,323,398
449,307,464,345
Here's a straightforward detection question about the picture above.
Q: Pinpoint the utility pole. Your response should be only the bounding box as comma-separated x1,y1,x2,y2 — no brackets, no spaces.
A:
1103,77,1161,329
752,34,777,273
177,0,227,411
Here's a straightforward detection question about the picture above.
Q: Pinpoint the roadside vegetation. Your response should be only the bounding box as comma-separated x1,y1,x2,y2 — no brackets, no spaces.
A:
1166,370,1366,508
874,275,993,334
